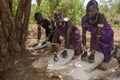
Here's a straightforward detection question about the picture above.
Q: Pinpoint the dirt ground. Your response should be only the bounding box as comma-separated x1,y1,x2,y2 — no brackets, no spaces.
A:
1,24,120,80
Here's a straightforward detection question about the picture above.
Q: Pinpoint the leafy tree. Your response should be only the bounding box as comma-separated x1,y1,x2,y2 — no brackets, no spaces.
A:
35,0,84,25
57,0,84,24
30,4,37,24
115,0,120,13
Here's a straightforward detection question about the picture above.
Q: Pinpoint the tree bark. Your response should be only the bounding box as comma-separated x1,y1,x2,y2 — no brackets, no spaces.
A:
7,0,13,15
0,0,43,79
15,0,31,49
15,0,26,44
20,0,31,49
0,0,31,73
0,0,21,53
0,0,18,72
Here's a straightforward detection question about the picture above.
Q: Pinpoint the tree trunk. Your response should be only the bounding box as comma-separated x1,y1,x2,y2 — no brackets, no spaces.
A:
15,0,31,49
15,0,27,44
0,0,31,73
20,0,31,49
7,0,13,15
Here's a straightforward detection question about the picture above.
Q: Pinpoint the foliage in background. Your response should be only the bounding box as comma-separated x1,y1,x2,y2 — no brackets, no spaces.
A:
110,0,120,13
108,0,120,28
95,0,120,28
30,0,85,25
29,0,120,27
30,4,37,24
56,0,84,25
13,0,19,17
99,0,109,12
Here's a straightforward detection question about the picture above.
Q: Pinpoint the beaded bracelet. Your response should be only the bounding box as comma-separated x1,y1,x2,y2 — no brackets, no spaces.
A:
96,35,101,38
82,34,86,36
98,24,103,28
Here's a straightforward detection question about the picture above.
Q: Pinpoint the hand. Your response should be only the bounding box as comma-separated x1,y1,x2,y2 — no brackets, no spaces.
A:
42,41,47,45
53,52,58,62
32,43,38,47
91,50,96,55
88,50,96,63
81,46,88,60
81,51,88,61
117,57,120,64
88,54,94,63
61,49,67,58
82,51,88,57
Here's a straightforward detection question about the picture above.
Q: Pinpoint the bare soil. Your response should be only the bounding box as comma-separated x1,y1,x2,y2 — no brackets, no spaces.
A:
1,24,120,80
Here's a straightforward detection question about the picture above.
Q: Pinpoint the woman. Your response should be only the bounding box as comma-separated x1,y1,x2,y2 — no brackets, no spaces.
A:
81,0,114,69
34,12,55,44
52,12,83,58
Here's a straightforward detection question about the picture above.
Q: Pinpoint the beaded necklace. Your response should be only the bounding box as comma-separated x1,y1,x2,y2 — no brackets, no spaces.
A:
89,13,99,24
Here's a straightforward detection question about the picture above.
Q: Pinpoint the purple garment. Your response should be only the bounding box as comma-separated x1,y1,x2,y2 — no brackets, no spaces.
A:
54,25,83,56
82,15,114,62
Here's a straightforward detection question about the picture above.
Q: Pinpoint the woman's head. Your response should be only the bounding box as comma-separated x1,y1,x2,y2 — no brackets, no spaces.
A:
54,12,63,20
54,12,64,26
34,12,43,22
86,0,99,19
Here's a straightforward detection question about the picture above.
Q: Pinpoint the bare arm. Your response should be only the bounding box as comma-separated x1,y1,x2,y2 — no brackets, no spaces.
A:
82,28,86,46
94,13,105,50
65,20,72,49
81,17,87,51
52,28,60,44
45,24,54,42
82,27,87,52
37,25,41,43
94,25,102,50
51,27,60,62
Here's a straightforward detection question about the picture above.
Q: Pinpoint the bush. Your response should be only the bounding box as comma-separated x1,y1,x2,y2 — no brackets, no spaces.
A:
30,0,84,25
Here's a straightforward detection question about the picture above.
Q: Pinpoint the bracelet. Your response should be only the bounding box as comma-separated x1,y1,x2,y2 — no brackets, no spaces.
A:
98,24,103,28
96,35,101,38
82,34,86,36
